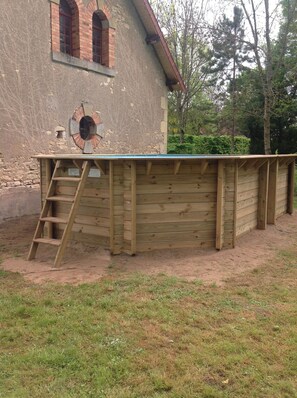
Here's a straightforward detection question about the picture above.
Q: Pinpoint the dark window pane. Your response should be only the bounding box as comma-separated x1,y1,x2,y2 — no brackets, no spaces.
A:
60,0,72,55
93,13,102,64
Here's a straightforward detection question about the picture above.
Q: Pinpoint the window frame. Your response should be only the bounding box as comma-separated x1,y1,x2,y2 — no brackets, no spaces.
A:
92,13,103,65
59,0,73,56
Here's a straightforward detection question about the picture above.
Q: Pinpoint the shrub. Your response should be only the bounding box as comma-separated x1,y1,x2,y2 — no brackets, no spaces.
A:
167,135,250,155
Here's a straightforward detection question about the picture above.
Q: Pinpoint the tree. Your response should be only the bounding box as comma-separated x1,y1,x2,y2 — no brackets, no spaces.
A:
151,0,212,142
239,0,297,154
234,61,297,154
207,6,250,149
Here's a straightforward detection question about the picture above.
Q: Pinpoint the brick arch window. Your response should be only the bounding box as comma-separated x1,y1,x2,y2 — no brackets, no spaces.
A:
92,11,111,67
92,13,103,64
50,0,115,76
60,0,72,55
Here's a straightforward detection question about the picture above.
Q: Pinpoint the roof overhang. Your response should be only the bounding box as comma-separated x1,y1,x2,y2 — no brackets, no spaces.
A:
132,0,186,92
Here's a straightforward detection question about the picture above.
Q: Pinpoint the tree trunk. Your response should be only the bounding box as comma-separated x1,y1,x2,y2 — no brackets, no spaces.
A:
263,93,272,154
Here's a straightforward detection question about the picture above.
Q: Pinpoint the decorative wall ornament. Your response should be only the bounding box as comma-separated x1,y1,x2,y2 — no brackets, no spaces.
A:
70,102,105,153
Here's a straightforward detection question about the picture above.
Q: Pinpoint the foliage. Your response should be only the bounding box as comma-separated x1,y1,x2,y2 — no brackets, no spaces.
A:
239,0,297,154
151,0,212,142
234,65,297,154
168,92,220,137
207,6,251,112
168,134,250,154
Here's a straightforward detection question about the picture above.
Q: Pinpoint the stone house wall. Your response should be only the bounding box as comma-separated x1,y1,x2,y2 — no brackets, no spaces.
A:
0,0,169,221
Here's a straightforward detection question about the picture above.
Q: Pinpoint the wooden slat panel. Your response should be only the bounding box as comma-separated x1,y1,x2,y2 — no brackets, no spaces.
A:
132,202,216,214
136,162,217,176
258,161,269,229
109,160,115,253
137,192,217,204
136,174,217,185
134,210,216,223
136,240,215,252
276,164,288,218
216,160,225,250
288,162,295,215
135,221,216,234
134,230,216,243
233,162,238,248
267,159,278,224
136,183,217,194
45,159,53,239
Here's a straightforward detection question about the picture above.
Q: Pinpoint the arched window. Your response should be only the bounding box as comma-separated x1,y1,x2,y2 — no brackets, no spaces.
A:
93,13,103,64
60,0,72,55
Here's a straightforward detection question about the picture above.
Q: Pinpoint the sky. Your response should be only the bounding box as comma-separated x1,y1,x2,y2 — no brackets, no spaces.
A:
209,0,282,39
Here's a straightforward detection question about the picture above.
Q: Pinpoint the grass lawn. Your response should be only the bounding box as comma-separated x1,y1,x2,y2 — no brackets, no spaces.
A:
1,245,297,398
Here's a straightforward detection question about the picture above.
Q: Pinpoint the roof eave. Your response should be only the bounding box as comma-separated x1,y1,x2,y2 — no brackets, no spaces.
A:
132,0,186,92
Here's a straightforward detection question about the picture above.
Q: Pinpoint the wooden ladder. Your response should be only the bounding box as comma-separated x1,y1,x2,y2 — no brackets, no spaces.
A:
28,159,91,267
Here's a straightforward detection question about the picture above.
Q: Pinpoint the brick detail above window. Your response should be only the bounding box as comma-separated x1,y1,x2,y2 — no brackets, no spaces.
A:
50,0,116,72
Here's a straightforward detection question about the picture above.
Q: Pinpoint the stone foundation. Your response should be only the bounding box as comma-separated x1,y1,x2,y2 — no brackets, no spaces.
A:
0,187,40,223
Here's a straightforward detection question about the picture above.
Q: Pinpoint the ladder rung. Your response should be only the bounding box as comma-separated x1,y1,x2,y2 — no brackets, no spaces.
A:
47,196,74,203
53,177,81,182
33,238,62,247
40,217,68,224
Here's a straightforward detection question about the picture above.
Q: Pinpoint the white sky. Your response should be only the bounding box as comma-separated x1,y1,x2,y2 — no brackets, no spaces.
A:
208,0,282,39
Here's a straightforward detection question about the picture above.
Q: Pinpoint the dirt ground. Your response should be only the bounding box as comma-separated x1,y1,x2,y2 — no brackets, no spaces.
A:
0,213,296,286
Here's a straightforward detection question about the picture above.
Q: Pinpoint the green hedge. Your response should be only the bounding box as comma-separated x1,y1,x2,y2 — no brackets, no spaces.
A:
168,135,250,155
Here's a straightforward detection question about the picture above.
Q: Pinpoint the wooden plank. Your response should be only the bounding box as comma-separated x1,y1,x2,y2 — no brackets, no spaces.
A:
237,180,259,194
135,221,216,234
136,183,217,194
255,159,269,170
228,188,258,202
136,163,217,176
244,158,259,170
40,217,68,224
257,161,269,230
94,159,106,175
136,174,217,185
238,160,247,169
200,160,208,175
136,240,215,252
54,160,91,267
33,238,61,247
132,211,216,224
146,160,152,176
173,160,182,175
131,202,216,214
131,161,137,254
55,230,109,247
47,196,75,203
226,196,258,212
39,160,44,208
216,160,225,250
236,220,258,237
109,160,115,253
267,159,278,224
57,222,109,237
135,230,215,243
73,160,83,170
28,160,62,261
233,161,238,248
237,202,258,219
45,159,53,239
287,161,295,215
137,192,217,205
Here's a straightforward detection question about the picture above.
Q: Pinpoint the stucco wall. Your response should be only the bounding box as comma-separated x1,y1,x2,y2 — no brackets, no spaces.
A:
0,0,169,221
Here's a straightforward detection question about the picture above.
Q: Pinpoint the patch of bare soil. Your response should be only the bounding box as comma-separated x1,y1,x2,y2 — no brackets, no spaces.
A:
0,213,296,285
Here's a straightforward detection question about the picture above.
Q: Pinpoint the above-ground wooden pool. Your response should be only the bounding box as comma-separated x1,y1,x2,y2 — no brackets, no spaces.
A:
32,154,296,262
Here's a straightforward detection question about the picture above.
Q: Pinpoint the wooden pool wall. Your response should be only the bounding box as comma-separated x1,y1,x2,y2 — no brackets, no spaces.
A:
39,156,296,255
